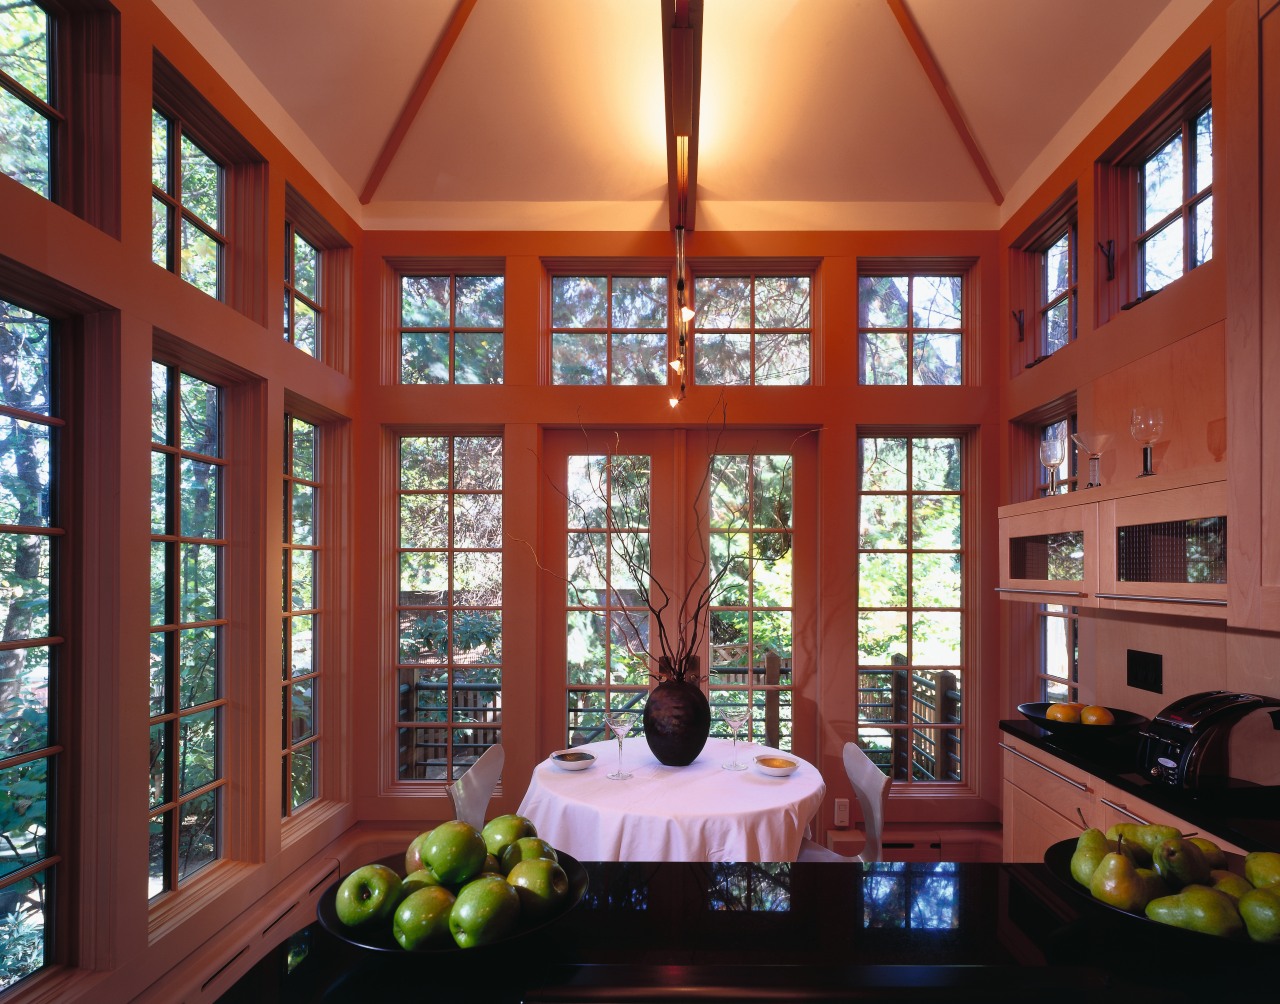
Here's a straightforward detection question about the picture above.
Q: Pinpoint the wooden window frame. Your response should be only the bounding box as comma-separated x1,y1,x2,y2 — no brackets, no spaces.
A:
283,185,351,371
392,265,506,386
1034,602,1079,705
856,258,973,387
1010,187,1078,373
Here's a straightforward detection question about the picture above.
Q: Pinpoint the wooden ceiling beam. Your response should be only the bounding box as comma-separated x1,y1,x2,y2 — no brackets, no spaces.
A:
359,0,477,205
886,0,1003,206
662,0,703,231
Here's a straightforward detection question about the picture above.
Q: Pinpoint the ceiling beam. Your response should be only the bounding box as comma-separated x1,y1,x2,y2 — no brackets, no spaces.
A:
359,0,478,205
886,0,1003,206
662,0,703,231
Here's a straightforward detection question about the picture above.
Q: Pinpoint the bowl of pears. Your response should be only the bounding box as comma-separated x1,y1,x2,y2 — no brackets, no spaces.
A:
1045,820,1280,947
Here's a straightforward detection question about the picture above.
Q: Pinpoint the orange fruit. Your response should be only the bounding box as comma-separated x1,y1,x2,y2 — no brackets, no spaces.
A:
1045,703,1082,723
1080,705,1115,725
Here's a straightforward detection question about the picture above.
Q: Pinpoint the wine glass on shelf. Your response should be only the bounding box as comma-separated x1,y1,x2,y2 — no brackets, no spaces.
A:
1039,425,1068,495
720,705,750,771
1129,407,1164,477
1069,432,1109,489
602,710,635,780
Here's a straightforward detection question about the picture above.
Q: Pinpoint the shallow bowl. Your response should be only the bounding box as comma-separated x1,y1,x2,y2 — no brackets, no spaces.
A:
549,749,596,771
1017,702,1146,739
753,755,799,777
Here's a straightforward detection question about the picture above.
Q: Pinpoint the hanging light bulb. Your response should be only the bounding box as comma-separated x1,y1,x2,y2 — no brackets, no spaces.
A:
670,226,690,406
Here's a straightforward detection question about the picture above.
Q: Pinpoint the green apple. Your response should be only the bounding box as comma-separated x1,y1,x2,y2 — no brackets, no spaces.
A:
400,868,443,900
499,836,558,875
393,885,457,951
404,830,433,875
506,857,570,921
449,874,520,948
481,813,538,859
481,853,502,875
421,820,488,886
334,863,402,929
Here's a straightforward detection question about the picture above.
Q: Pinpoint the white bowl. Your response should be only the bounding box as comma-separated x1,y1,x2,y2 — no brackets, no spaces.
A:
753,755,798,777
550,749,596,771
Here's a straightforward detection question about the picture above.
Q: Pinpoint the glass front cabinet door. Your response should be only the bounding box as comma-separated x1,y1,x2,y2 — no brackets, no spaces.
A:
997,497,1097,605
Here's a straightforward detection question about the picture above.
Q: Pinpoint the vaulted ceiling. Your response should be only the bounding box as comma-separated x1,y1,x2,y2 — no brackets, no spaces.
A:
158,0,1211,231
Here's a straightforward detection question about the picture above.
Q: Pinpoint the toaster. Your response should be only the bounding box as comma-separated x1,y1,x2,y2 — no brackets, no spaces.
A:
1136,690,1280,791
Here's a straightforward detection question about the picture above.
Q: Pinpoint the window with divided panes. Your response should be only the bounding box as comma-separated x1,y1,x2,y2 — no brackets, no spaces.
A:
282,415,319,815
151,109,224,298
284,227,321,357
400,275,504,384
550,274,670,385
858,272,963,385
692,274,811,385
1138,103,1212,295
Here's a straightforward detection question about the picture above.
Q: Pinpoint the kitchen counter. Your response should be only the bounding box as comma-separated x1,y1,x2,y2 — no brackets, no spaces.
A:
1000,718,1280,851
218,859,1277,1002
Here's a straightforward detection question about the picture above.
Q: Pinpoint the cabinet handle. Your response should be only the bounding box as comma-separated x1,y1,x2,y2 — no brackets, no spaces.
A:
1094,592,1227,606
1100,797,1150,825
994,587,1089,597
998,742,1089,791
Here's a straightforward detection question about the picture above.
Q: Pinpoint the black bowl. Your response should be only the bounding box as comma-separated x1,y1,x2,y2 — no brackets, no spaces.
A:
1018,702,1146,739
316,852,588,954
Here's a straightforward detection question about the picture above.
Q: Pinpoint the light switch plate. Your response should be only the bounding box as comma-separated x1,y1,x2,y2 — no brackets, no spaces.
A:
833,798,850,828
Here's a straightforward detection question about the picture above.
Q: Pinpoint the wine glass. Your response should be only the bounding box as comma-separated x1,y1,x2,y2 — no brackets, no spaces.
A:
1129,407,1164,477
720,705,750,771
1070,432,1109,489
1039,426,1068,495
602,710,635,780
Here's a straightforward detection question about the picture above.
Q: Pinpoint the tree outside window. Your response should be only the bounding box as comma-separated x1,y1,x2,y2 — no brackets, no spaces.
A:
551,274,669,385
151,110,225,297
0,2,54,198
400,275,504,384
282,415,319,815
1039,224,1076,357
858,273,963,385
692,275,810,386
1139,104,1212,295
284,229,321,357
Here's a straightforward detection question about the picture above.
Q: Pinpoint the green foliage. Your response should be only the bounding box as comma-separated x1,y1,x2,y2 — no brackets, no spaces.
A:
0,899,44,991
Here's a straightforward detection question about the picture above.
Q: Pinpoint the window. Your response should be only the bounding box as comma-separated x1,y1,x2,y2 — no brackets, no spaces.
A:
0,297,59,990
395,435,503,779
282,415,319,815
1137,103,1212,295
151,107,224,297
1039,223,1076,357
0,2,54,198
692,274,811,385
858,270,964,385
856,435,964,783
284,229,321,357
400,275,504,384
0,0,118,231
1036,603,1078,704
149,363,225,899
551,274,669,385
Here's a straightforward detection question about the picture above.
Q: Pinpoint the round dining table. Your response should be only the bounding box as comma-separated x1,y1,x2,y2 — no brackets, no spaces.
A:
517,736,827,862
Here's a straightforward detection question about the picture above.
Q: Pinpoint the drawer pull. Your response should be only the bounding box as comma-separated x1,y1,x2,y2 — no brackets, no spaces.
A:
1100,797,1149,825
995,587,1089,597
998,742,1089,791
1094,592,1227,606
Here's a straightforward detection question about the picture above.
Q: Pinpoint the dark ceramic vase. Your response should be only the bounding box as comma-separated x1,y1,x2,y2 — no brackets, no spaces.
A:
643,658,711,766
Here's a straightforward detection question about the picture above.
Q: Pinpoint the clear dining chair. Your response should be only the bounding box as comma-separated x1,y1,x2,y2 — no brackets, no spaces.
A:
449,743,505,830
797,742,890,862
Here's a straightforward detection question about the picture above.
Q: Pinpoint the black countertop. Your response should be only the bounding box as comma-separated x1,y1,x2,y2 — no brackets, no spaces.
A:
1000,718,1280,852
219,859,1278,1003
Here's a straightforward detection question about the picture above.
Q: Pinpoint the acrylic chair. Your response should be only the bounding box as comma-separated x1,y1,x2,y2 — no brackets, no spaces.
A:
449,743,505,830
796,742,891,862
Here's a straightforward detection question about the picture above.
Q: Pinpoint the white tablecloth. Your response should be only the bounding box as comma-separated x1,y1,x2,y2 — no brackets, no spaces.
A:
517,737,826,862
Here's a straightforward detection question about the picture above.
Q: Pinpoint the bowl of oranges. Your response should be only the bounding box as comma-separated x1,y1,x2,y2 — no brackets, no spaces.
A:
1018,701,1147,739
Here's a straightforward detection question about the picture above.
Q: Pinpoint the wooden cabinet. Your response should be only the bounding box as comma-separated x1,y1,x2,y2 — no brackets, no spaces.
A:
997,469,1227,620
999,741,1097,862
1096,784,1248,855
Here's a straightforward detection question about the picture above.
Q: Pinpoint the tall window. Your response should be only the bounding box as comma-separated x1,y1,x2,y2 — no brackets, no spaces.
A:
551,274,669,385
856,436,964,783
282,415,319,815
0,298,59,990
1039,223,1076,357
149,364,225,898
0,2,53,198
1037,604,1078,704
284,228,321,357
395,435,502,780
400,275,504,384
858,272,964,385
1138,103,1212,295
692,274,811,385
708,453,795,750
151,109,224,297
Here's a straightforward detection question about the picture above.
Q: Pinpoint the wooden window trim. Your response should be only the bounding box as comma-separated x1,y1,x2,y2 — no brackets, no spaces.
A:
284,185,351,373
1010,186,1078,373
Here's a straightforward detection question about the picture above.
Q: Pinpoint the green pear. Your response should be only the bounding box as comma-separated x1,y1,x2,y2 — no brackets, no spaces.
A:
1244,851,1280,890
1070,828,1117,888
1237,886,1280,944
1187,836,1227,870
1152,837,1212,890
1137,866,1170,903
1105,822,1180,863
1145,884,1245,939
1090,850,1150,913
1209,868,1255,901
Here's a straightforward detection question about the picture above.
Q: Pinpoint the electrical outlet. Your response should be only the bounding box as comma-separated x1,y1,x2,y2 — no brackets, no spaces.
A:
1126,649,1163,694
833,798,850,828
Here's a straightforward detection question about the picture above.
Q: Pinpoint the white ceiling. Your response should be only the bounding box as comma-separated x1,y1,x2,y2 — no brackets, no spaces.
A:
158,0,1212,232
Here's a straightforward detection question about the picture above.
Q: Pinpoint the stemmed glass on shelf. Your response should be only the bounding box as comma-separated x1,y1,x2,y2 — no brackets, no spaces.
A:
720,705,750,771
1129,407,1164,477
1039,425,1068,495
602,710,636,780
